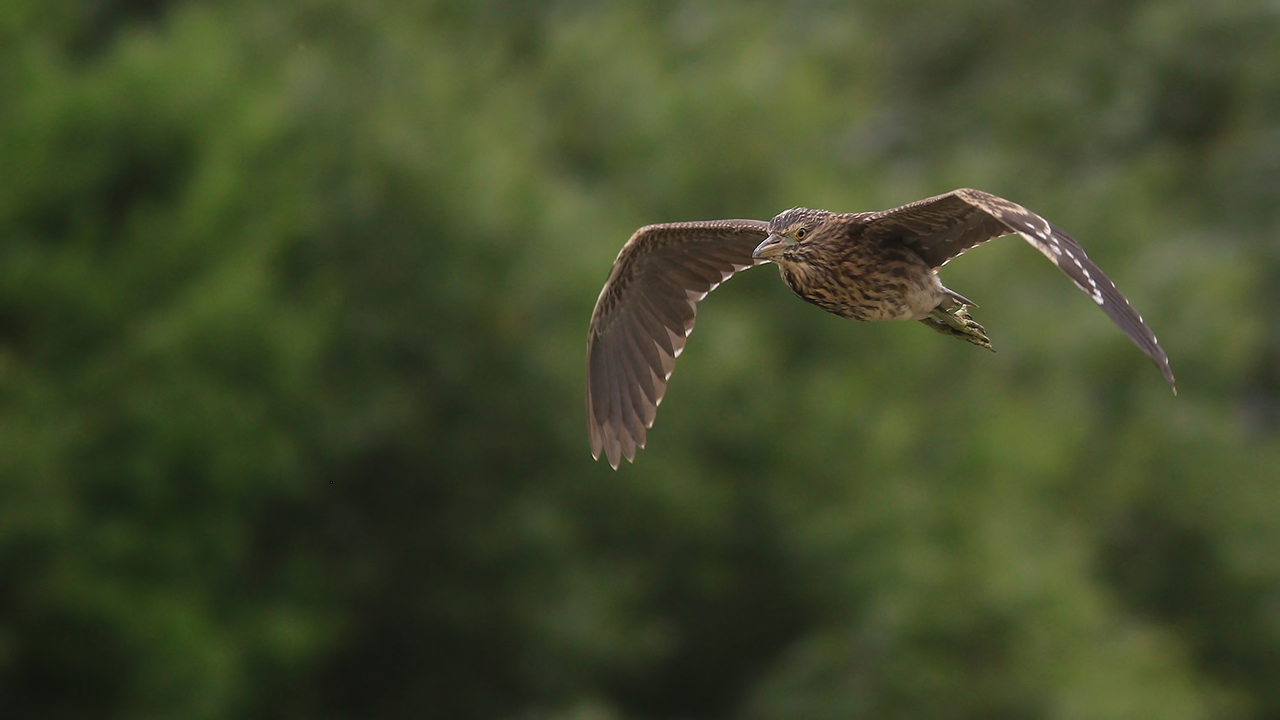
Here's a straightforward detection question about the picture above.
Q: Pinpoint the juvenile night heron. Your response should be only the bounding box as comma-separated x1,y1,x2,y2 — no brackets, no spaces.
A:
586,188,1175,468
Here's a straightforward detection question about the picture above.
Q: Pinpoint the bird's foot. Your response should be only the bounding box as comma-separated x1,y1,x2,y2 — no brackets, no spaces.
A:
921,304,994,352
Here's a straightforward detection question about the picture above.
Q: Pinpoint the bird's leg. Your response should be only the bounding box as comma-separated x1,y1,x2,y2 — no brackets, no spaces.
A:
920,302,994,352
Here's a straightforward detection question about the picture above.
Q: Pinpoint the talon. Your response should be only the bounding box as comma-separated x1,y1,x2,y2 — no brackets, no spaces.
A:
922,302,993,351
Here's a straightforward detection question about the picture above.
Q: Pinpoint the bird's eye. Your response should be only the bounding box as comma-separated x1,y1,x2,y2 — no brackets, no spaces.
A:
795,228,808,240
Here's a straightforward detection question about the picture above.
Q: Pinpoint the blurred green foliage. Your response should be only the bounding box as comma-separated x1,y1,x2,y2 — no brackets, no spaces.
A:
2,1,1280,718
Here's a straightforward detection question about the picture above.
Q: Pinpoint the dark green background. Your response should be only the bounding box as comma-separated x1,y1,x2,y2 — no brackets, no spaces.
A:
3,1,1279,718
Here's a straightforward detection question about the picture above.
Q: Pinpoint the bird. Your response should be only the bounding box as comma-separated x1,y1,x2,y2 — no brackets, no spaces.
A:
586,188,1175,468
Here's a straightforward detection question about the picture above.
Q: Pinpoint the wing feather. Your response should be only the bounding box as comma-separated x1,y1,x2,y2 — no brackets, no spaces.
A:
587,219,770,468
867,189,1175,391
632,295,679,364
620,319,666,402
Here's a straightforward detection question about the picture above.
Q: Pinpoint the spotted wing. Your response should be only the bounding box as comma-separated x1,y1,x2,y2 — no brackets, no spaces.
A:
866,188,1175,391
587,219,770,468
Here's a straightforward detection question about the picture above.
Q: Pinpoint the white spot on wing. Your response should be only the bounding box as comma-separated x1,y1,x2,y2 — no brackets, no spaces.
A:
666,327,685,353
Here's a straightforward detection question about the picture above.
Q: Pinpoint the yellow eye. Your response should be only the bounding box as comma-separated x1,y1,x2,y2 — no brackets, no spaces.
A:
795,228,808,240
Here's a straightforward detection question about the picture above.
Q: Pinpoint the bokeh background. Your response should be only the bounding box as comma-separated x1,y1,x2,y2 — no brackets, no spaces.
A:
3,1,1280,718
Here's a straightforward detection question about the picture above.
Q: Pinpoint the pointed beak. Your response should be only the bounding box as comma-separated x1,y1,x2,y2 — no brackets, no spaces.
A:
752,234,790,260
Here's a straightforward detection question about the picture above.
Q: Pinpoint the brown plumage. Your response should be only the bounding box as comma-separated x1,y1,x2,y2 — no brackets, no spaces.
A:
586,188,1176,468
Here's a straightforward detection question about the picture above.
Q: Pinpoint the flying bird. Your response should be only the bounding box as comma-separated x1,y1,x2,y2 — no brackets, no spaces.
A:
586,188,1175,468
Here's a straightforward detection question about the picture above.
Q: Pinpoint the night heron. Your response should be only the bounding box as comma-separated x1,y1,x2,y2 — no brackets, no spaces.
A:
587,188,1175,468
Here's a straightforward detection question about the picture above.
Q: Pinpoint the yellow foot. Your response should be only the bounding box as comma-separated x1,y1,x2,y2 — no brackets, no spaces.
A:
921,305,994,352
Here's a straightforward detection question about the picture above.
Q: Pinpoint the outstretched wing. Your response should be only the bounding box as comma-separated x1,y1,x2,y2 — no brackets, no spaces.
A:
866,188,1176,391
587,219,770,468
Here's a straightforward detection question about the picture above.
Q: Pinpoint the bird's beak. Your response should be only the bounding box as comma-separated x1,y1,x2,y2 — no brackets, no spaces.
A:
752,234,791,260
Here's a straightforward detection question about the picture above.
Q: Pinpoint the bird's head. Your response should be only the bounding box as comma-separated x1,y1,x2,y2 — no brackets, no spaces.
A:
753,207,834,262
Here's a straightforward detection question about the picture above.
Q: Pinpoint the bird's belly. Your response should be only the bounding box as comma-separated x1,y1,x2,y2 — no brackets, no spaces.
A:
781,263,944,323
817,289,938,322
856,281,941,321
